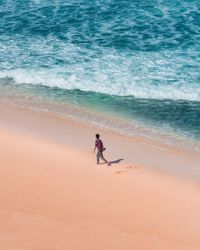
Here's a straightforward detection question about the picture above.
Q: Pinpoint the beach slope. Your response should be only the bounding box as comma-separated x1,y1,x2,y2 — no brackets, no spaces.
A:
0,122,200,249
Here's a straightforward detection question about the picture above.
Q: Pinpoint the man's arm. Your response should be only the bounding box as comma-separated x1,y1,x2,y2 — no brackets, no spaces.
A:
93,140,97,153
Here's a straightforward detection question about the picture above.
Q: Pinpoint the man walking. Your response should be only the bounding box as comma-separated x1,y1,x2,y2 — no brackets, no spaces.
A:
94,134,109,165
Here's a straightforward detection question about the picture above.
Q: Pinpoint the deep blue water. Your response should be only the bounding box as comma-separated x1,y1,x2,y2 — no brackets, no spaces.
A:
0,0,200,150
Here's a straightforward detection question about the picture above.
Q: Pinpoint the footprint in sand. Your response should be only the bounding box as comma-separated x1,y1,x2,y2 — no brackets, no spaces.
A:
115,165,141,174
115,170,128,174
125,165,140,170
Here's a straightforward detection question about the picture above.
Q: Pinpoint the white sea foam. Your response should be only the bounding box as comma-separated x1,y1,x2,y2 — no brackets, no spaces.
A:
1,67,200,102
0,35,200,101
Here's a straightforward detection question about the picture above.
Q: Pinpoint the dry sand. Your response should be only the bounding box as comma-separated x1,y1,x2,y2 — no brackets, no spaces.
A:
0,105,200,250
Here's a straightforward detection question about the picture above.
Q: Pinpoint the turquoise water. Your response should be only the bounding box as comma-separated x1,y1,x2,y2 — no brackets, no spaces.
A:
0,0,200,150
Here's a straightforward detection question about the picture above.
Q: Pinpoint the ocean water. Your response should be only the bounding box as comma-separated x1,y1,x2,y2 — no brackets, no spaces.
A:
0,0,200,151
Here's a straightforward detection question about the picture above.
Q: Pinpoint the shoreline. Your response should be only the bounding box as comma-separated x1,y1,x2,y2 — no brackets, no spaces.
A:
0,103,200,249
0,102,200,182
0,87,199,154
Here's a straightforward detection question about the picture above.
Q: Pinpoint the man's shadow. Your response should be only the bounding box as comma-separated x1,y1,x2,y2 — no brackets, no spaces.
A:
108,158,124,166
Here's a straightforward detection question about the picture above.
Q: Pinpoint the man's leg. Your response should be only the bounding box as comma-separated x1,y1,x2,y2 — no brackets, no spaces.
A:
99,151,108,164
96,151,100,164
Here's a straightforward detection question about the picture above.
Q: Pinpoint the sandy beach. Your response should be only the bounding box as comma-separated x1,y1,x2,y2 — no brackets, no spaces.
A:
0,104,200,250
1,0,200,249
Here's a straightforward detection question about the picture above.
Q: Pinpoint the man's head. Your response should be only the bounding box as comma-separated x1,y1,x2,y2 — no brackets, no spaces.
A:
96,134,100,139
